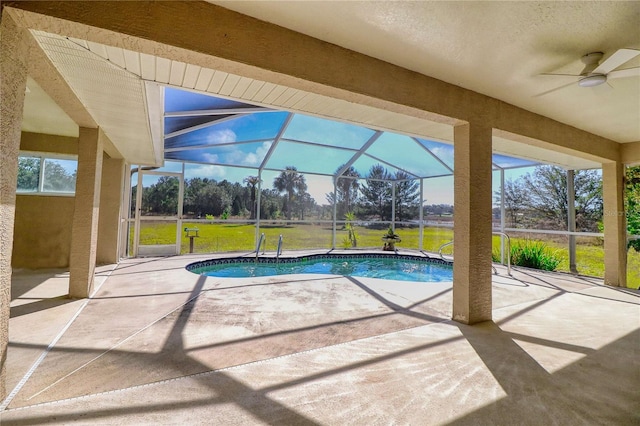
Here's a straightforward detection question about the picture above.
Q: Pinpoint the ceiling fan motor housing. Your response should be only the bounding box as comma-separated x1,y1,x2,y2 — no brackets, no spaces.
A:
578,74,607,87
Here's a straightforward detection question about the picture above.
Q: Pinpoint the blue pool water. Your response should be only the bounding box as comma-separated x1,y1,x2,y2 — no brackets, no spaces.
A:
188,255,453,282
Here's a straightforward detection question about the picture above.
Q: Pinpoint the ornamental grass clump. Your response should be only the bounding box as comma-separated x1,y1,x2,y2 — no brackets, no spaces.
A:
510,239,562,271
341,212,358,248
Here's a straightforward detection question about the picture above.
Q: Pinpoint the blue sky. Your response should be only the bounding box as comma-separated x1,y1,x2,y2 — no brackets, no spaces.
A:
153,88,545,205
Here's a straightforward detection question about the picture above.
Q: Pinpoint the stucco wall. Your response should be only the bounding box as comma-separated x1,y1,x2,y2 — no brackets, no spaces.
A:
12,195,75,268
622,142,640,166
1,8,30,400
19,131,78,155
96,156,124,265
11,132,78,269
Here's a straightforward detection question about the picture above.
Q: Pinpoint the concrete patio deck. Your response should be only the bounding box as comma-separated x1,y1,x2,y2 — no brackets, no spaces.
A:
2,251,639,425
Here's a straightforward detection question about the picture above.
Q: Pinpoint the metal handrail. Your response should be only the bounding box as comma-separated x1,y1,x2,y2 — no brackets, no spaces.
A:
255,233,265,260
438,241,454,261
437,232,512,276
493,231,512,276
276,234,283,262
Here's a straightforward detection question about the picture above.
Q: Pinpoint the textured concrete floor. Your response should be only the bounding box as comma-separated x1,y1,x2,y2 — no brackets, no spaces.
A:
2,252,639,425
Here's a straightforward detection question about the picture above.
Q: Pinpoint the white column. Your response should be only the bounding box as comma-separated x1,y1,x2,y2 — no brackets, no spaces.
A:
119,163,132,258
567,170,577,273
391,181,396,231
255,171,262,246
419,178,424,251
332,179,337,248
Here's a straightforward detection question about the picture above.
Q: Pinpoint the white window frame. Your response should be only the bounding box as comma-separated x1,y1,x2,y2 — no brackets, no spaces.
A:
17,151,78,196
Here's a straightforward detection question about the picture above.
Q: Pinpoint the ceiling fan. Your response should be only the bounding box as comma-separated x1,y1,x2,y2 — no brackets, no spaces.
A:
537,48,640,96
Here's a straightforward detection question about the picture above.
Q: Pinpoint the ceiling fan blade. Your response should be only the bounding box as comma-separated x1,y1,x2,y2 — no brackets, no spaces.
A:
533,80,577,98
607,67,640,80
593,48,640,74
539,73,581,77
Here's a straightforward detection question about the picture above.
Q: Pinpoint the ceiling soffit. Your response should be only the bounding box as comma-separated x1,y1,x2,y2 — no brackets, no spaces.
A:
63,35,454,146
22,77,78,137
54,36,598,169
30,30,158,165
492,136,600,170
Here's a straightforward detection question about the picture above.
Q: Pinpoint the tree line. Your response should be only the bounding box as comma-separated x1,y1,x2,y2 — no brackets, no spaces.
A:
497,165,603,231
497,165,640,251
135,163,424,223
134,162,640,248
134,172,321,220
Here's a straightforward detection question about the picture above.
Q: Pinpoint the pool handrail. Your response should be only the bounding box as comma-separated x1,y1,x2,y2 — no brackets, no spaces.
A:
493,231,512,276
437,232,512,276
256,233,266,260
438,241,454,262
276,234,283,262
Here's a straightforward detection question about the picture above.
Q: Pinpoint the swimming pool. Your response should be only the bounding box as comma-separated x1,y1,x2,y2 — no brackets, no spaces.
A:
187,254,453,282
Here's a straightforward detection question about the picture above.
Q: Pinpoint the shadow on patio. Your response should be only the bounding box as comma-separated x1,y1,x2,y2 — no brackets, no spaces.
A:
2,256,638,424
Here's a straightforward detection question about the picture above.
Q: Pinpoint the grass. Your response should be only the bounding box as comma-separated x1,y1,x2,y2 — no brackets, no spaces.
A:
135,221,640,288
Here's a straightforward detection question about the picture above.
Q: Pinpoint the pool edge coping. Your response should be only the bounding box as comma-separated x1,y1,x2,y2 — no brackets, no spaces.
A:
186,252,454,274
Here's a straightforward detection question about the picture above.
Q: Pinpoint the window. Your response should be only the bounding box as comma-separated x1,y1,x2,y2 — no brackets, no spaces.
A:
17,152,77,195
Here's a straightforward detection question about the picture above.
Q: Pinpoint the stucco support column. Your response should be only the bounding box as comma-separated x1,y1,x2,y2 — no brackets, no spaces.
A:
97,156,124,265
602,162,627,287
0,8,29,401
69,128,104,298
452,123,493,325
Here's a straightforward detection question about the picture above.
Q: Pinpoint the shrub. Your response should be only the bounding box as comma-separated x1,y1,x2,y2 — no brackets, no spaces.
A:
340,236,353,249
510,239,562,271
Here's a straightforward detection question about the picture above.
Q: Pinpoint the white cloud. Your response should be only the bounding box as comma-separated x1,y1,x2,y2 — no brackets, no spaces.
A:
206,128,237,145
218,141,271,166
428,146,454,167
185,164,226,180
201,153,220,163
304,174,334,206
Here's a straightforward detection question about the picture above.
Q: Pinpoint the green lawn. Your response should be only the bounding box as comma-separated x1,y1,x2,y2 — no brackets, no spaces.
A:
136,222,640,288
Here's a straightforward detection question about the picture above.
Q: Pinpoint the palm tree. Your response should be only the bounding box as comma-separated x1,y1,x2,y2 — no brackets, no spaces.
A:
243,175,261,220
273,166,307,220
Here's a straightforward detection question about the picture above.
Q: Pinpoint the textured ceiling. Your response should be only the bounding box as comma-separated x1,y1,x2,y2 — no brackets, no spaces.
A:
208,1,640,143
16,1,639,171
